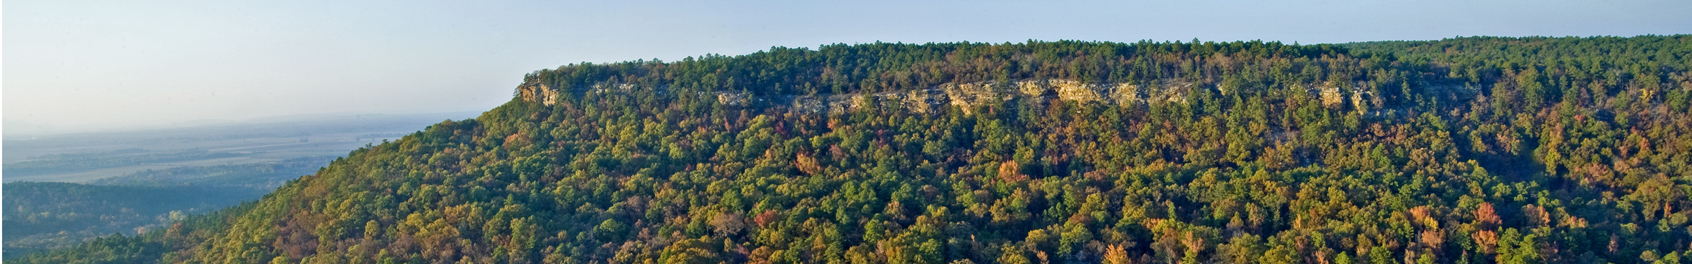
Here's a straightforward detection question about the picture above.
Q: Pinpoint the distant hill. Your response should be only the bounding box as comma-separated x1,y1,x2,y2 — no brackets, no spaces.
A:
14,36,1692,264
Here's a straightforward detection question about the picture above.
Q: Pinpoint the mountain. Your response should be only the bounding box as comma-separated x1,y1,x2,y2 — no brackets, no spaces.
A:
15,36,1692,264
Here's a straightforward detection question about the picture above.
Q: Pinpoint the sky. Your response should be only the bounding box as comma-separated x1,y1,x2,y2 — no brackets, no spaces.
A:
4,0,1690,136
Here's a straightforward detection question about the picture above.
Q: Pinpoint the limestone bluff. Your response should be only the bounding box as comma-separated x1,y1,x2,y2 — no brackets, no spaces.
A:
518,78,1405,115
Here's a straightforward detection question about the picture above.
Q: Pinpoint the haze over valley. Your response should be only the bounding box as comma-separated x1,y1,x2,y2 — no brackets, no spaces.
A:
4,112,478,183
2,112,475,256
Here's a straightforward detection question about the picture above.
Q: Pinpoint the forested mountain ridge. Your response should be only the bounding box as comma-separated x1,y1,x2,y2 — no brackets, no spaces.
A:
16,35,1692,264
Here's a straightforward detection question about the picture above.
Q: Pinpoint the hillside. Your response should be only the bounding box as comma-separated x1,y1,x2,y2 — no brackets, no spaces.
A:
16,36,1692,264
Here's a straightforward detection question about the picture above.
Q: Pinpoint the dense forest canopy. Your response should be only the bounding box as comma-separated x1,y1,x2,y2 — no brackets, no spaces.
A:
17,35,1692,264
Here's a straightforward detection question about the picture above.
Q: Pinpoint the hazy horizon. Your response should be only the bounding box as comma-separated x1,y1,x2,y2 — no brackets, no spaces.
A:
4,110,483,138
6,0,1690,135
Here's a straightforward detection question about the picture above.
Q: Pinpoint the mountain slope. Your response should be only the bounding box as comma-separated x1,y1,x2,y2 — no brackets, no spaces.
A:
17,36,1692,264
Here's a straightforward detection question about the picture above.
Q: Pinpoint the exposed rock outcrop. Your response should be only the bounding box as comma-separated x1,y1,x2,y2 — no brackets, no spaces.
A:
518,78,1382,114
516,82,560,106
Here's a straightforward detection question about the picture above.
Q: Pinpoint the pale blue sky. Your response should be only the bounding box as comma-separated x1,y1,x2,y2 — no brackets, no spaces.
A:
4,0,1689,135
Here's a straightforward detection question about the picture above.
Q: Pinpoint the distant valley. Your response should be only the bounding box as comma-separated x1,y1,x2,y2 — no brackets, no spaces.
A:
3,113,476,183
2,112,477,256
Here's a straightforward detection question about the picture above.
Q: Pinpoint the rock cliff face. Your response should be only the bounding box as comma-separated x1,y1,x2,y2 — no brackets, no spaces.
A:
515,82,561,106
518,78,1410,114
